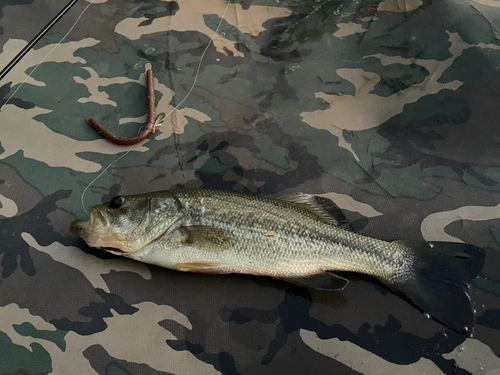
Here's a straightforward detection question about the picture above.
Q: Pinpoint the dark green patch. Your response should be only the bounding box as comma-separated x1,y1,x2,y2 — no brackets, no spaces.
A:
105,362,131,375
439,47,500,87
0,331,52,375
200,156,230,174
489,226,500,250
393,89,469,124
474,275,500,297
13,322,67,351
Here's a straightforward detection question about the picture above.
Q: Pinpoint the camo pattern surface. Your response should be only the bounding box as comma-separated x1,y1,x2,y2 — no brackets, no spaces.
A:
1,0,500,373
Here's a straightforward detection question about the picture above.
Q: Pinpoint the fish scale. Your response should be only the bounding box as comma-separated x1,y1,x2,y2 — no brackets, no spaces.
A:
171,191,396,277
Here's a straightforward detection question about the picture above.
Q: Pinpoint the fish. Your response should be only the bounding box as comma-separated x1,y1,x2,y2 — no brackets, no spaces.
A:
70,189,485,335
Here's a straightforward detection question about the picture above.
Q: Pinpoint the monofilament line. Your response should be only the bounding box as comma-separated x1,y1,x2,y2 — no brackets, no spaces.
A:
81,149,132,216
162,0,230,120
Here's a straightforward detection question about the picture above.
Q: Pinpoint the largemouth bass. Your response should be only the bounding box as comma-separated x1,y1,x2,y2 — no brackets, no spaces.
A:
70,189,484,334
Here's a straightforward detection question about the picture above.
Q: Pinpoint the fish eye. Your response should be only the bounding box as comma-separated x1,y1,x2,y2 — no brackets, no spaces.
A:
109,196,125,209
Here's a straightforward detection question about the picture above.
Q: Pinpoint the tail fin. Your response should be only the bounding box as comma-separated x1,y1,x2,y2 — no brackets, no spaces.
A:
390,241,485,335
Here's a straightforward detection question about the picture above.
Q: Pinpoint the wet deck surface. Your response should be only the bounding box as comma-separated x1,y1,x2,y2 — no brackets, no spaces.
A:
1,0,500,373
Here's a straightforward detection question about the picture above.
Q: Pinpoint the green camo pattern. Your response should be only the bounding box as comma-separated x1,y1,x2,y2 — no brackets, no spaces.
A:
1,0,500,373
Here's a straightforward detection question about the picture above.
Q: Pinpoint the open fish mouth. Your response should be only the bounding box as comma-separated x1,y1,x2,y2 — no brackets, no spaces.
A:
69,219,93,239
70,207,112,248
70,217,127,253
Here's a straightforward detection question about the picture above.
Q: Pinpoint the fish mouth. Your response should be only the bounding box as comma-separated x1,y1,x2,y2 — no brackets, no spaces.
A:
70,219,126,255
70,219,93,239
101,246,127,254
70,207,112,248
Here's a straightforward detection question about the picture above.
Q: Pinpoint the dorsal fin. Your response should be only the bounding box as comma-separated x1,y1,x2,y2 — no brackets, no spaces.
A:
272,192,349,227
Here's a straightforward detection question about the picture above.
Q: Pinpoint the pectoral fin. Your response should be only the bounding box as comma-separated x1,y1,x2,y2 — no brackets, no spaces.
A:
281,272,349,291
179,225,232,251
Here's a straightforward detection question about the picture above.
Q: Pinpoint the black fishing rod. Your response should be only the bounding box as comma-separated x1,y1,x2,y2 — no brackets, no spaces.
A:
0,0,80,81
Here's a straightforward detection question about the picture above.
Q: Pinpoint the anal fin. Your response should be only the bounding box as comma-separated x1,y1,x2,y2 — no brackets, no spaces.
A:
281,272,349,291
176,262,228,274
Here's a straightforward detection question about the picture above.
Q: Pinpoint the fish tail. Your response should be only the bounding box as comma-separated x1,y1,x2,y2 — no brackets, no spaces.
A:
389,240,485,335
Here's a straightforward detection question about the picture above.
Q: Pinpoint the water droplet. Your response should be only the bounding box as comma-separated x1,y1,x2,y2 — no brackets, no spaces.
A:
333,4,343,15
458,346,464,352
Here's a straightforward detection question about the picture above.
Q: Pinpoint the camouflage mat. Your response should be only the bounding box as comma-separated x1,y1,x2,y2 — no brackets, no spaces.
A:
1,0,500,373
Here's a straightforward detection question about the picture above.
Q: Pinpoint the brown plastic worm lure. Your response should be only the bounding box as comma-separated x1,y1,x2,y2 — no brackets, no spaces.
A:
87,69,159,145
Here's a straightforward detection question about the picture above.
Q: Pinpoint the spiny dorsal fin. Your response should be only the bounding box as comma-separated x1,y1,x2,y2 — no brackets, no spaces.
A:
272,192,348,227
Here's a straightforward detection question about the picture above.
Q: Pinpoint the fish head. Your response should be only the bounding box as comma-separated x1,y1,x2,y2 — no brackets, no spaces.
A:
70,194,179,255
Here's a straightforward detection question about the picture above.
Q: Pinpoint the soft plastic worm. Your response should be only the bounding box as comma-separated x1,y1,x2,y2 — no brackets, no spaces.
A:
87,69,157,145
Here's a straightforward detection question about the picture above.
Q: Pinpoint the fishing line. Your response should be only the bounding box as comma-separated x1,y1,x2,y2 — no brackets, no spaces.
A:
1,0,96,107
81,148,132,216
161,0,230,121
80,0,231,216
